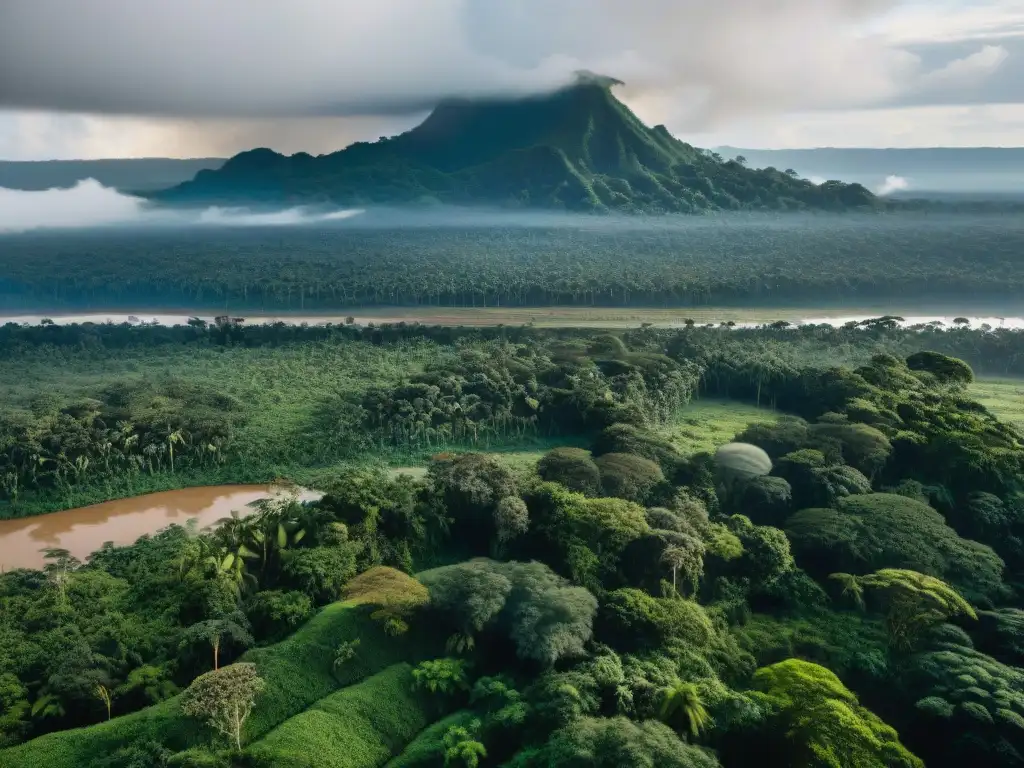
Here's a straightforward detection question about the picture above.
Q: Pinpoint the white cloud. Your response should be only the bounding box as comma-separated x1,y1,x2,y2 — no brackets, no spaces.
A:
868,0,1024,44
876,174,911,194
0,179,366,232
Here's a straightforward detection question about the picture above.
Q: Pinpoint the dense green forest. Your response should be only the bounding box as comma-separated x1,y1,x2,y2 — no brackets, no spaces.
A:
1,320,1023,767
1,319,1023,516
1,214,1022,312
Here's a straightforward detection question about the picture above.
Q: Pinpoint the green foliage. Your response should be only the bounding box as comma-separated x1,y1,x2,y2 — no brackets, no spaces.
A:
246,590,314,643
526,482,651,590
343,566,431,635
808,422,893,477
386,711,479,768
332,639,361,674
413,658,470,696
2,323,1023,768
6,216,1024,318
419,559,597,666
735,475,793,526
753,658,923,768
901,645,1024,766
179,663,265,750
722,515,794,587
509,716,720,767
537,448,602,495
848,569,976,651
905,351,975,388
785,493,1006,604
658,680,711,738
246,663,437,768
179,614,254,671
493,496,530,552
594,453,666,505
442,722,486,767
280,544,360,603
734,611,890,683
0,601,424,767
973,608,1024,666
591,424,685,478
597,589,714,653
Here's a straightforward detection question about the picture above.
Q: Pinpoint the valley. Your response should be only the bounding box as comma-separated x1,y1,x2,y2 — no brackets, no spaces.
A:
2,27,1024,768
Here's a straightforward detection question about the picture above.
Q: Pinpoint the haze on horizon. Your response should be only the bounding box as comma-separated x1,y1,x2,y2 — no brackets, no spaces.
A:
1,0,1023,161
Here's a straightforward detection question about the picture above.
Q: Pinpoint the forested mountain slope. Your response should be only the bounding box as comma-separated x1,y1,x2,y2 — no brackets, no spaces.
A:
154,74,877,213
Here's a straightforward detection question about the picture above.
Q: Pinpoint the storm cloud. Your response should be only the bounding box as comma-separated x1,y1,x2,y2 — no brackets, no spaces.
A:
0,0,1019,158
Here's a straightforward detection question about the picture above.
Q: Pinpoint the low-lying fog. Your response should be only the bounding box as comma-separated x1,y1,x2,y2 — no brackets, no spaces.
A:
0,175,994,236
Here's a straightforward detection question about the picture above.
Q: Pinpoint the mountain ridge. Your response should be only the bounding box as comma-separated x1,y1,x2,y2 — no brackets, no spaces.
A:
153,78,881,213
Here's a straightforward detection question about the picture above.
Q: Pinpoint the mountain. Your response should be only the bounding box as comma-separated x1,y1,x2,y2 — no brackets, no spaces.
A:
154,75,877,213
716,147,1024,197
0,158,224,192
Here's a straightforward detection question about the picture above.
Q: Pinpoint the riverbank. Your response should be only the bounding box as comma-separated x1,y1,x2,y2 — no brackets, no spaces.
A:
3,305,1024,328
0,484,321,571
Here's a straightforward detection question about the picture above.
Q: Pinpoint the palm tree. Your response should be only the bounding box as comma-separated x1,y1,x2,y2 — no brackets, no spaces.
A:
31,693,65,722
181,616,253,670
166,427,184,473
661,546,687,595
443,724,487,768
42,548,81,608
210,545,259,596
94,683,113,721
659,680,710,740
445,632,476,655
445,739,487,768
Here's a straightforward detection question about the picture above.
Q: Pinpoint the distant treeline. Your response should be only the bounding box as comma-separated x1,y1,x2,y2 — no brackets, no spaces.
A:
2,316,1023,377
1,214,1022,310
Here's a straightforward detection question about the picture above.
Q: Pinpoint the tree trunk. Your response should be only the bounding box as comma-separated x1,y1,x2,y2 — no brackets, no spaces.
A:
213,637,220,670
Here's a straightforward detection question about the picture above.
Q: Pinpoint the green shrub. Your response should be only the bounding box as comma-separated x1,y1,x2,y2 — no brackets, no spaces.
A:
508,716,719,767
595,453,665,504
597,588,714,653
246,590,314,643
785,493,1006,605
537,447,602,495
386,711,478,768
753,658,922,768
591,424,684,478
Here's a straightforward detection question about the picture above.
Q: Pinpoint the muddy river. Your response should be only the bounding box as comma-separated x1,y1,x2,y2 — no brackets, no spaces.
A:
0,484,321,571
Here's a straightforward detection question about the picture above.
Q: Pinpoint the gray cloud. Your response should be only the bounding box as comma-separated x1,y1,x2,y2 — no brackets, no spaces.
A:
0,0,1019,159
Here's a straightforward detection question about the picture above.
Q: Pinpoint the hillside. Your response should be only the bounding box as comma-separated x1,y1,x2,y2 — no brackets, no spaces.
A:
0,157,224,191
155,75,877,213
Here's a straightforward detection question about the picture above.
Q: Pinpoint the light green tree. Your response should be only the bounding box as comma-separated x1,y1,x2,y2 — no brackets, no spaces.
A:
831,569,976,650
753,658,922,767
179,663,265,751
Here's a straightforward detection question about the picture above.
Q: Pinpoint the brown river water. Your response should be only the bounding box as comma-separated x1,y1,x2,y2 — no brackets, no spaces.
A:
0,485,321,571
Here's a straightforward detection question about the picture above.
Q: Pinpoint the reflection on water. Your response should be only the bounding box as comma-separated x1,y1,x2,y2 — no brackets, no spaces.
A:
0,485,321,571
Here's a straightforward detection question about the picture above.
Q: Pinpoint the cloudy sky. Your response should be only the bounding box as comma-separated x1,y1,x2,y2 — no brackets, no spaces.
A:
1,0,1022,160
